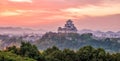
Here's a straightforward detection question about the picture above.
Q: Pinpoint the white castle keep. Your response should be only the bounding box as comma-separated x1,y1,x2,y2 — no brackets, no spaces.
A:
58,19,77,33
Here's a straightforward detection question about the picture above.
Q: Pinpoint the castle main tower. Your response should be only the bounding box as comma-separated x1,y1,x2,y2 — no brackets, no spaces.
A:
58,19,77,33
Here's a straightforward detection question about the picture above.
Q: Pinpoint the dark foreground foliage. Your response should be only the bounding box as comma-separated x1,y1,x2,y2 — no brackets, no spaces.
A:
0,42,120,61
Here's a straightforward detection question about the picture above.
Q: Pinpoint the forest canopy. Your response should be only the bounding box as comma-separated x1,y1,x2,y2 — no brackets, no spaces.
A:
0,42,120,61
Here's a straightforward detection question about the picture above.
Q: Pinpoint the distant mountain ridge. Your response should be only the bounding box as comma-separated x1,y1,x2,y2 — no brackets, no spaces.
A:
79,29,120,38
79,29,120,34
0,27,45,34
0,27,35,31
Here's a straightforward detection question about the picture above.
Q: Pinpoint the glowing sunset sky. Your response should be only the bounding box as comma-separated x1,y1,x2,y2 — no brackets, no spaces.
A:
0,0,120,31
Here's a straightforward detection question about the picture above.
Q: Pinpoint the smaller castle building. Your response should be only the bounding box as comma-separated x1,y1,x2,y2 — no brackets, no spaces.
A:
58,19,77,33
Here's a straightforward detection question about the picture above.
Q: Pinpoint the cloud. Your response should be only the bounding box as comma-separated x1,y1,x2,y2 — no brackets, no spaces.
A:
61,4,120,17
8,0,32,3
0,11,22,16
0,9,52,17
0,10,31,16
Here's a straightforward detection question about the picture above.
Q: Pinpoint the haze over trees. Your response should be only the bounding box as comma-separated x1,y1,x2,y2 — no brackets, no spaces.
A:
37,32,120,52
0,32,120,52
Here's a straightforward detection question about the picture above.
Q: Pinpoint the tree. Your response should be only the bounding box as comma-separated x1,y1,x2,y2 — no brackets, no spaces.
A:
46,50,64,61
77,46,95,61
0,51,36,61
43,46,60,56
6,46,19,54
63,49,77,61
80,33,93,40
20,42,44,61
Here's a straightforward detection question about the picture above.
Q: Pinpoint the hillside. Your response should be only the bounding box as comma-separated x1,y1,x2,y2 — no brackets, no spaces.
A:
0,32,120,52
36,32,120,52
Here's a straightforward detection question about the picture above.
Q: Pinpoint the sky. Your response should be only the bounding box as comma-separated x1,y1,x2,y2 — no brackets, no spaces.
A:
0,0,120,32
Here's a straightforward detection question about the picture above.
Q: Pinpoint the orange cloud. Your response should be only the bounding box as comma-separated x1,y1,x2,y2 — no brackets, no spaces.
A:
0,10,22,16
0,9,52,17
61,4,120,17
8,0,32,3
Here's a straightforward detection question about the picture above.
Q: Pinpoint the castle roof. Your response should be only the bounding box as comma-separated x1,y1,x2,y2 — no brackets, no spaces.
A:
67,19,72,22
